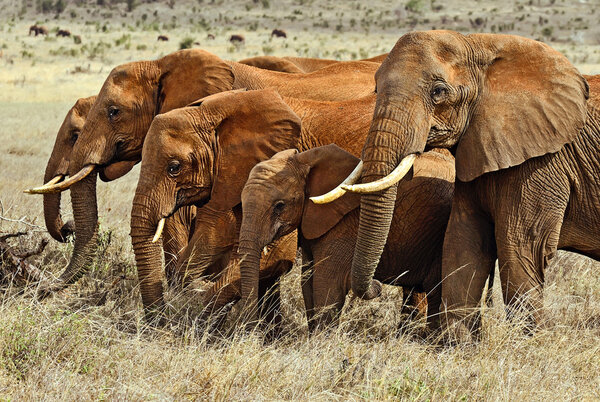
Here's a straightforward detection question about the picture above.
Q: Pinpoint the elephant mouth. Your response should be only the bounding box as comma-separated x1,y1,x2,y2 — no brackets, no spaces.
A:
150,186,210,244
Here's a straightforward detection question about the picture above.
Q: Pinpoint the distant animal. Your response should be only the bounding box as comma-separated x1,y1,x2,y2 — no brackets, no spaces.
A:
157,35,169,41
57,29,71,37
73,35,82,44
29,25,48,36
271,29,287,38
229,34,245,44
207,33,215,40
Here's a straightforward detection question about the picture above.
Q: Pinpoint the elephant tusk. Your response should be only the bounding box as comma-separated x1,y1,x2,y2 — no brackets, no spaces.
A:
24,165,95,194
152,218,165,243
309,161,363,204
23,175,63,193
341,154,417,194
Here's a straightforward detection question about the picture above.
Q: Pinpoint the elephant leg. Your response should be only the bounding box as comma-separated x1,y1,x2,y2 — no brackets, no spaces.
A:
441,188,497,342
493,169,568,332
310,240,353,331
257,275,283,340
401,288,428,321
300,247,316,331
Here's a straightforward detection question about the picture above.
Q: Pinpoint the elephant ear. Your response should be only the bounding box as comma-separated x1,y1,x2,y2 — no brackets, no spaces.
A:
207,89,302,211
298,144,361,240
155,49,235,114
456,34,589,182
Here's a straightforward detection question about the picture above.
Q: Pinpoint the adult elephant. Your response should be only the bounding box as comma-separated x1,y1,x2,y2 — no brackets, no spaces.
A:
24,49,378,300
131,89,302,318
322,30,596,339
239,145,454,330
238,56,304,73
29,96,196,292
283,53,388,73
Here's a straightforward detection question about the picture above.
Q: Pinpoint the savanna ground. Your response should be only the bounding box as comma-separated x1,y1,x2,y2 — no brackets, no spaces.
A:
1,0,600,399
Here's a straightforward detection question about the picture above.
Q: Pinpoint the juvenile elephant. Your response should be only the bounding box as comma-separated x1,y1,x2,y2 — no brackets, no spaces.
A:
324,30,599,339
131,89,302,318
31,96,196,292
239,145,455,329
25,48,378,302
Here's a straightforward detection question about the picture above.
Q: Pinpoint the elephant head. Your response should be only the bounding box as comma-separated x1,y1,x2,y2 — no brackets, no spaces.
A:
239,144,361,321
27,49,235,290
320,31,589,302
130,88,301,314
38,96,95,242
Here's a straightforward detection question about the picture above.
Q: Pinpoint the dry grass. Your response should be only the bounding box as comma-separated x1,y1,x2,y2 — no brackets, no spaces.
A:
2,0,600,399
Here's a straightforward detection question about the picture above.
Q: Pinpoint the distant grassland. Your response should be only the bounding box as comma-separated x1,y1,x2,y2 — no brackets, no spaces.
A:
1,0,600,399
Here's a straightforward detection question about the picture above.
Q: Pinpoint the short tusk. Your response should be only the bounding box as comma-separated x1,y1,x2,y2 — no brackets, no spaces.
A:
341,154,417,193
309,161,363,204
152,218,165,243
24,165,95,194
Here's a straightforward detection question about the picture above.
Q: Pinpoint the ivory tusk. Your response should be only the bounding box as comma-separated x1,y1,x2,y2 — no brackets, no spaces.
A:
152,218,165,243
309,161,363,205
341,154,417,194
23,175,63,194
24,165,95,194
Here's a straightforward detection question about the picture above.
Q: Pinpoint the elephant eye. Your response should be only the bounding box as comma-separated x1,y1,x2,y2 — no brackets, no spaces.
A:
273,200,285,215
167,160,181,176
431,83,449,104
70,130,79,144
108,106,120,121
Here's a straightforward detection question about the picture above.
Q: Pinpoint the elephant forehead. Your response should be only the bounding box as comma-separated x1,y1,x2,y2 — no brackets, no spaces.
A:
249,158,292,182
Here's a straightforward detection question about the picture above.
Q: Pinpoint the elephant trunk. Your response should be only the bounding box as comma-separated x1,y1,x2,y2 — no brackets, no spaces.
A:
42,165,73,243
56,173,99,285
43,190,73,243
351,104,425,300
131,195,165,317
238,207,268,322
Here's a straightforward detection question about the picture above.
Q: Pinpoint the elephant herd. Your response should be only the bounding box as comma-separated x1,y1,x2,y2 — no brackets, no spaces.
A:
26,30,600,342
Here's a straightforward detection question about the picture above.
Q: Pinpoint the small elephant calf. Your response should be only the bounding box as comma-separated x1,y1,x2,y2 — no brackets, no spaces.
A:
238,145,456,330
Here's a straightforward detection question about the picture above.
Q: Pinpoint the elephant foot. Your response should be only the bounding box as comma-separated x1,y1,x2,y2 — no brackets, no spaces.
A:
36,278,68,300
441,312,482,346
143,304,169,328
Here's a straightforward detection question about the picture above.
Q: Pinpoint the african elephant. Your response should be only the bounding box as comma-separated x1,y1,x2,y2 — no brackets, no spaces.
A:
40,96,95,243
30,96,196,292
131,89,302,318
29,25,48,36
282,53,388,73
239,145,454,330
25,48,378,300
325,30,597,338
238,56,305,74
271,29,287,38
